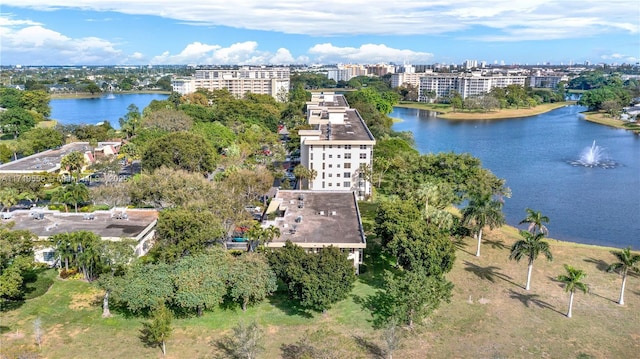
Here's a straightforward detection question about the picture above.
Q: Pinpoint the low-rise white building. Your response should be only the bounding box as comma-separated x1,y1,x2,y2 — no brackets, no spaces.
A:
263,190,366,272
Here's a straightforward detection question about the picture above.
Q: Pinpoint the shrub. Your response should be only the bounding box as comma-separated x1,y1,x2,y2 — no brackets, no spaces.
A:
59,268,78,279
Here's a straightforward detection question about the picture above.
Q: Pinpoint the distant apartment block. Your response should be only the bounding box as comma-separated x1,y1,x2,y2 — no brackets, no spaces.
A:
299,92,376,200
529,74,569,89
171,66,290,101
418,72,527,100
326,64,368,82
390,72,424,88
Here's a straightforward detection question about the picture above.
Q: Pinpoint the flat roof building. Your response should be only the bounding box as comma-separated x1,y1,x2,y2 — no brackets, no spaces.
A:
263,190,366,271
0,142,120,174
4,209,158,264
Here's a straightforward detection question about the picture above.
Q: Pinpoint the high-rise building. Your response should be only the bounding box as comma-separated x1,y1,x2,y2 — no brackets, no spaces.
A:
299,92,376,200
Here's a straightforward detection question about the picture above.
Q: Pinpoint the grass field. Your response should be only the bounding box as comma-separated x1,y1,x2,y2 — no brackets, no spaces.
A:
2,225,639,358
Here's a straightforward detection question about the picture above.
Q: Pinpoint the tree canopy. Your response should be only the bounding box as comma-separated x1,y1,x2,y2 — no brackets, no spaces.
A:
142,131,217,174
267,241,356,312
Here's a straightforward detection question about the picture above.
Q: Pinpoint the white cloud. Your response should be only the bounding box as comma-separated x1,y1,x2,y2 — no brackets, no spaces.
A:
308,43,433,63
600,53,638,63
150,41,308,65
2,0,638,40
0,20,124,64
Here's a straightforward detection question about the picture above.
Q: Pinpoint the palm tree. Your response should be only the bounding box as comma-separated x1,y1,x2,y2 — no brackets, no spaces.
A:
557,264,588,318
462,195,505,257
509,230,553,290
51,232,76,271
519,208,549,236
607,247,640,305
67,183,90,213
0,187,22,212
61,151,86,183
262,225,281,247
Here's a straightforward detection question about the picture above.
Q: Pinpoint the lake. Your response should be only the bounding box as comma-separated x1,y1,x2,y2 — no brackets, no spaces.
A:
49,96,639,249
50,93,169,128
391,105,640,249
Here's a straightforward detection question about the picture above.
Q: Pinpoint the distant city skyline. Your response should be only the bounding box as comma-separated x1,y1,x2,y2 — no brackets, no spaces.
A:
1,1,638,66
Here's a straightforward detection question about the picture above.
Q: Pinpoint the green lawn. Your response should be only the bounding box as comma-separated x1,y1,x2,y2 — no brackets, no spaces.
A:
2,225,639,358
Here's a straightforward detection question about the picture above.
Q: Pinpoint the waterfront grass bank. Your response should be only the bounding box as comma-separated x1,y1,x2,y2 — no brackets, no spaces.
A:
396,101,573,120
582,111,640,134
50,90,171,100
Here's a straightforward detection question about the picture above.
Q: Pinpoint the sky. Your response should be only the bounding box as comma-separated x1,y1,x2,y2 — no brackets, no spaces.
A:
1,0,639,66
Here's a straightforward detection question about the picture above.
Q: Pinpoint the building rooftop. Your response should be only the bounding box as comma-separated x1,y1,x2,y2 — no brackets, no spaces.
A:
317,109,374,142
4,209,158,240
266,190,365,248
0,142,119,174
304,93,375,143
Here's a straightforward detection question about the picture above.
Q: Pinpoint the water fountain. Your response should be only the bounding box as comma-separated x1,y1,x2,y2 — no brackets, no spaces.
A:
571,141,617,168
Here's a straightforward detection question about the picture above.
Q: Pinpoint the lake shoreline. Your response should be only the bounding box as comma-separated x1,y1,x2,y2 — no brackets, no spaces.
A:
581,111,640,134
50,90,171,100
395,101,574,120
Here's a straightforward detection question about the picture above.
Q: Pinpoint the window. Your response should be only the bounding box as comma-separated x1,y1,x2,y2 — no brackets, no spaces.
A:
336,173,341,177
337,164,341,168
359,153,367,159
344,172,351,178
344,163,351,169
328,183,332,187
328,164,332,168
344,181,351,187
328,154,333,159
344,153,351,159
322,173,325,179
323,153,325,160
310,153,313,160
360,145,367,150
345,145,351,149
336,182,341,187
337,154,341,159
329,145,332,149
328,173,332,177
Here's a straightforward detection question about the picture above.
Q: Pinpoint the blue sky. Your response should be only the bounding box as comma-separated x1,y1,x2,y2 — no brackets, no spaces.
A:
1,1,638,66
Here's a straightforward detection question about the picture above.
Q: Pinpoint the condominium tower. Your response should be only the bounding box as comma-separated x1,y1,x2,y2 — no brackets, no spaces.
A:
299,92,376,200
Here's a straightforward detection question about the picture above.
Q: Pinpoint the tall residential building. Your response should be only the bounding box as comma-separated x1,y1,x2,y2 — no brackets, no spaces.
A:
299,92,376,200
171,66,290,101
418,72,527,100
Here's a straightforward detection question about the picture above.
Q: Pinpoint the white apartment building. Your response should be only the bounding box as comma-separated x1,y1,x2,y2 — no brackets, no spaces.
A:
390,72,424,88
299,92,376,200
326,64,368,82
418,72,527,100
529,74,568,88
171,67,290,101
